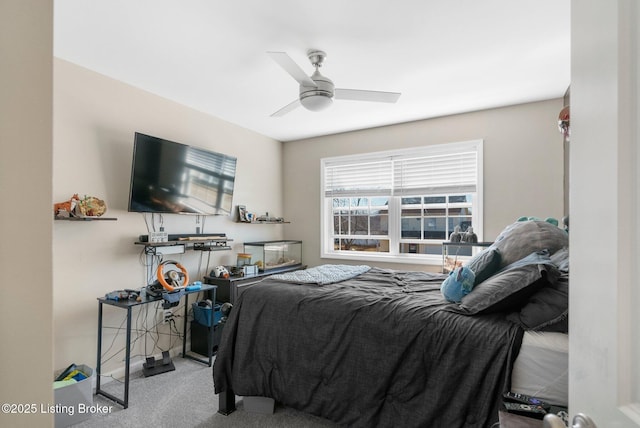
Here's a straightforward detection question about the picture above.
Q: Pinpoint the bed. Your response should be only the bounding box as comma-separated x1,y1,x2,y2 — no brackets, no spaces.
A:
213,220,569,427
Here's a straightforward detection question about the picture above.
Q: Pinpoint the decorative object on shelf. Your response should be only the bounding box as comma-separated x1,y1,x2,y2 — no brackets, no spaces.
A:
236,253,252,266
237,206,289,223
237,205,251,223
54,193,107,218
255,212,285,223
54,194,79,217
558,105,570,141
461,226,478,243
449,225,462,243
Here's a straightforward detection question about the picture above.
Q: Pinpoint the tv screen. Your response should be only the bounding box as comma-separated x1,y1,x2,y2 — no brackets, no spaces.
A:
128,132,237,215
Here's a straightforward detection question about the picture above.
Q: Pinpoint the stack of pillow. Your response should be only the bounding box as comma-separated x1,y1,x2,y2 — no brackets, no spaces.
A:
441,220,569,333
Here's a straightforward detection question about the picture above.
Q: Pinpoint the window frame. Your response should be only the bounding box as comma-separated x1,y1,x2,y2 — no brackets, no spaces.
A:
320,140,483,266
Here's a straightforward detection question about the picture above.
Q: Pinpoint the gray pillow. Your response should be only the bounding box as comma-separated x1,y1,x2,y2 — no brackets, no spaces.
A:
550,247,569,273
457,251,559,315
466,247,501,285
491,221,568,268
507,275,568,333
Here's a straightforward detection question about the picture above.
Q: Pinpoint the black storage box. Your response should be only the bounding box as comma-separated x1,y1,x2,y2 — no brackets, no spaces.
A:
190,321,223,357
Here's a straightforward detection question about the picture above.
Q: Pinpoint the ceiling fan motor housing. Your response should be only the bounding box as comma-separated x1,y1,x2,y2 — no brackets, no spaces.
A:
267,48,400,116
300,70,334,111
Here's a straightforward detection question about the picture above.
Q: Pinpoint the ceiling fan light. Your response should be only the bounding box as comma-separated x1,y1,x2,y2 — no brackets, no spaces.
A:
300,94,333,111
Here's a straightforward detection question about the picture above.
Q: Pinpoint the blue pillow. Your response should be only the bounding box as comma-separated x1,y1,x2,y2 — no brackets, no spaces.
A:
441,266,475,303
441,248,501,303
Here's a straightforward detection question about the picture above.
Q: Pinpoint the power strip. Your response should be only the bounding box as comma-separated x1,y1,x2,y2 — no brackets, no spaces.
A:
149,231,168,243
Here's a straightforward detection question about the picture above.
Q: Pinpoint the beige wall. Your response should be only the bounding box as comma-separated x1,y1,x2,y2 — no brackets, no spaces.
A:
282,98,565,271
0,1,54,427
53,59,285,375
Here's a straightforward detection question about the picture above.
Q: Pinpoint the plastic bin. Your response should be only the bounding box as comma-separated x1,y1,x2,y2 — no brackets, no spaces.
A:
192,302,221,327
53,364,93,427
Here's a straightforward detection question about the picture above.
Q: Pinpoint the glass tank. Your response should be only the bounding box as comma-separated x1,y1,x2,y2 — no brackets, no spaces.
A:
243,240,302,272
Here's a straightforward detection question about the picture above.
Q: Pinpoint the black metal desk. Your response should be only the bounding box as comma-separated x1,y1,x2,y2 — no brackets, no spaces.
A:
95,284,217,408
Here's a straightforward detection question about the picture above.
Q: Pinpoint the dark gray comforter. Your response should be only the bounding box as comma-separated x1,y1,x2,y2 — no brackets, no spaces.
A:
213,267,523,427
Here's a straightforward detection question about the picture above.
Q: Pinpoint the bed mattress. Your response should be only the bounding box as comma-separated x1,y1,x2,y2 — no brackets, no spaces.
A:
511,331,568,406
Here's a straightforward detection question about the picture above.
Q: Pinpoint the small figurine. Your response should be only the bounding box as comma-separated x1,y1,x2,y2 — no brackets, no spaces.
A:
449,225,462,242
461,226,478,243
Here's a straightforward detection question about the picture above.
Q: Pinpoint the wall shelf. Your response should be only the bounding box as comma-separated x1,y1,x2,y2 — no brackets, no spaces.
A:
135,237,233,253
243,221,290,224
55,216,117,221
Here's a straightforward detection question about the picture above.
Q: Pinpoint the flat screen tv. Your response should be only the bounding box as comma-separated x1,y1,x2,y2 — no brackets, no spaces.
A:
128,132,237,215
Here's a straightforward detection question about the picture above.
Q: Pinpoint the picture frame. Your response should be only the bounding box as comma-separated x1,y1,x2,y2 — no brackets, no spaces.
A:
237,205,250,222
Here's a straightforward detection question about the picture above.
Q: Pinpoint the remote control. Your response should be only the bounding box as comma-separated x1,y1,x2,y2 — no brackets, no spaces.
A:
503,391,551,410
503,402,547,419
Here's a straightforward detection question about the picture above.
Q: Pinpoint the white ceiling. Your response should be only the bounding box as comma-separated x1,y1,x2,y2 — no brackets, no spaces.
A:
54,0,570,142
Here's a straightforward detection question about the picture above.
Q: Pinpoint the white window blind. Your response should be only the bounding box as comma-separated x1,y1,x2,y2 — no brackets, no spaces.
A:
323,145,478,197
394,150,478,195
324,159,393,197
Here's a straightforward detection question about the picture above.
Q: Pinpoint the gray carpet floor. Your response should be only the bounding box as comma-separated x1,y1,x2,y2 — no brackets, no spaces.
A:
72,357,337,428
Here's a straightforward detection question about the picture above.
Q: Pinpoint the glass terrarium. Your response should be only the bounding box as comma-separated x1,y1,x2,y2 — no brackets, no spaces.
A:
243,240,302,272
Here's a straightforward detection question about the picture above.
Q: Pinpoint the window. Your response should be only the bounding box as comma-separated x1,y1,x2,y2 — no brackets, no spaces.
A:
321,140,482,265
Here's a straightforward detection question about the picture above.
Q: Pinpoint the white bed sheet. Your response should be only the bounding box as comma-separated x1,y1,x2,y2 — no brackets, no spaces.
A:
511,331,568,406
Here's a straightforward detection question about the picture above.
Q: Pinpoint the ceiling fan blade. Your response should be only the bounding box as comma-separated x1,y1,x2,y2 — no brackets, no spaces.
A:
334,88,401,103
271,98,301,117
267,52,317,88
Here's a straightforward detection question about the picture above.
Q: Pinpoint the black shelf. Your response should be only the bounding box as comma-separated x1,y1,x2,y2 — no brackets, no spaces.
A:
237,221,290,224
55,216,117,221
135,238,233,253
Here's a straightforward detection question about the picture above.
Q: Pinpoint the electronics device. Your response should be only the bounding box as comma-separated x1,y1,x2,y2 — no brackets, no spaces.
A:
156,260,189,292
162,289,184,308
149,230,168,243
128,132,237,215
105,289,139,301
143,350,175,377
146,281,164,298
138,233,227,242
503,402,547,419
503,391,551,410
213,265,230,279
185,282,202,291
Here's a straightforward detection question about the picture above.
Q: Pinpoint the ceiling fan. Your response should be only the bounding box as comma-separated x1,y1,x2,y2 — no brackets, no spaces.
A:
268,49,401,117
